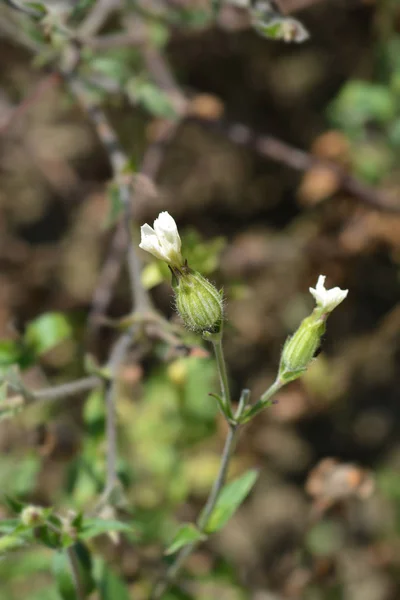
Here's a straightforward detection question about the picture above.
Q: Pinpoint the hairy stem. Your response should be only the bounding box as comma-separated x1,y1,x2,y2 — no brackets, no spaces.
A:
151,423,239,600
211,334,233,419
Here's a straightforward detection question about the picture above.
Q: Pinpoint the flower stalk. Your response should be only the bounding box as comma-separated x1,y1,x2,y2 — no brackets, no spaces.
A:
140,214,349,598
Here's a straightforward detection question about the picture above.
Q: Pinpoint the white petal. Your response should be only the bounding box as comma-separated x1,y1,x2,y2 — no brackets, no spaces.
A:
139,213,183,266
153,211,181,252
139,224,166,261
309,274,348,313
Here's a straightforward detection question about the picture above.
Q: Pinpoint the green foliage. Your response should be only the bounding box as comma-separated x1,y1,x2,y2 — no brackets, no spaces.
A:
203,469,258,534
52,551,79,600
126,78,177,119
24,312,73,356
328,29,400,184
79,518,137,541
165,523,205,555
96,560,131,600
251,1,309,43
329,81,395,131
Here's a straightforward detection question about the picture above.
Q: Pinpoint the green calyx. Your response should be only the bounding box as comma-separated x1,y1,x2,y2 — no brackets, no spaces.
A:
171,265,224,334
279,312,326,381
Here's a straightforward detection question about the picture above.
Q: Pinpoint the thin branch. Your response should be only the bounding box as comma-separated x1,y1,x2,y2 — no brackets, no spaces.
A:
85,30,147,50
140,42,400,215
2,376,101,412
211,335,233,419
78,0,121,37
67,74,152,312
103,326,137,497
219,120,400,213
87,221,127,329
151,423,239,600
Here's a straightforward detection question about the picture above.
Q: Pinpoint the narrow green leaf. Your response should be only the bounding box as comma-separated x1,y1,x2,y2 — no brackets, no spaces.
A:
98,562,130,600
165,523,206,555
53,545,95,600
203,469,259,534
3,495,25,514
0,518,19,534
24,312,73,356
0,533,27,552
52,551,76,600
79,518,136,541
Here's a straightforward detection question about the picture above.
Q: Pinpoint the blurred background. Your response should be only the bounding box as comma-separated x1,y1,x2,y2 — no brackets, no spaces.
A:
0,0,400,598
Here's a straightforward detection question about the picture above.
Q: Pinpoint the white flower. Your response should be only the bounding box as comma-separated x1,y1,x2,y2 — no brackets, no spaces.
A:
139,211,183,267
309,275,348,314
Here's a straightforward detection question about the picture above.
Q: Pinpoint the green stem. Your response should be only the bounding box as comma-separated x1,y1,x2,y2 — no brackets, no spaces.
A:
211,333,233,419
151,424,239,600
241,378,283,423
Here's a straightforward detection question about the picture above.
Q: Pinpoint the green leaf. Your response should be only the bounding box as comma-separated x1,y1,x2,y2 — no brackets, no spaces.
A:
0,341,24,367
126,79,177,119
52,551,77,600
97,561,130,600
53,545,95,600
329,81,396,131
141,262,167,290
165,523,206,555
0,518,19,534
79,518,136,541
203,470,259,534
24,312,73,356
3,495,25,514
252,16,309,43
0,533,28,553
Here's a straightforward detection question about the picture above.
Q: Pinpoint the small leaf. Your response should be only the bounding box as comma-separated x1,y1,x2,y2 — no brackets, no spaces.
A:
165,523,206,555
52,551,77,600
253,16,309,43
126,79,177,119
24,312,73,356
203,470,259,533
79,518,136,541
3,495,26,514
0,518,19,534
97,561,130,600
53,545,95,600
0,533,28,553
0,341,24,367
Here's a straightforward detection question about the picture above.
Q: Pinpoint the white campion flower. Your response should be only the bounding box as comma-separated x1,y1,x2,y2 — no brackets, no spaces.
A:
139,211,183,267
309,275,348,314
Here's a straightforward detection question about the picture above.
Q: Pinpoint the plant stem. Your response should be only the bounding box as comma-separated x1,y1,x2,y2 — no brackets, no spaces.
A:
66,546,86,600
151,423,239,600
211,333,233,419
103,325,137,501
241,377,283,423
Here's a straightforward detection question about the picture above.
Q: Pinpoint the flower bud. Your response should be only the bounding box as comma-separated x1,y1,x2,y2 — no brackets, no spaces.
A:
139,211,183,268
172,267,223,334
279,314,325,381
279,275,348,382
20,505,44,527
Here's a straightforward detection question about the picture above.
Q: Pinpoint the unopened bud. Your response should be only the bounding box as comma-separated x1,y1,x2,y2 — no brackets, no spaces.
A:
172,266,223,334
280,314,325,381
279,275,348,382
20,505,44,527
